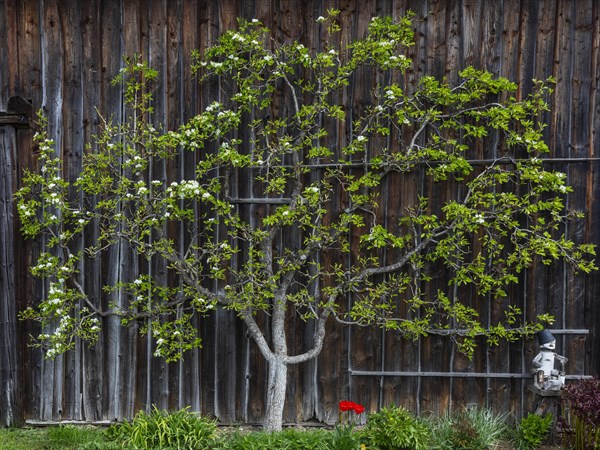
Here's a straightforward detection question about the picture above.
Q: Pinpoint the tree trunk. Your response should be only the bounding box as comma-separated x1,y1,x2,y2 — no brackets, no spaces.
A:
241,308,331,431
263,357,288,432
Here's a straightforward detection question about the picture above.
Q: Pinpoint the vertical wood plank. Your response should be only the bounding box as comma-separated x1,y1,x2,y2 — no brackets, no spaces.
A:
79,0,104,422
0,127,20,426
177,0,203,415
418,0,452,418
588,0,600,377
57,0,85,421
343,0,384,423
38,0,66,421
10,0,42,422
94,0,123,422
565,0,594,378
0,0,19,428
146,0,172,413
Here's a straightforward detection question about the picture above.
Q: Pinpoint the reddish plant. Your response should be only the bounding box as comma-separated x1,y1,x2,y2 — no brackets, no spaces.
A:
563,378,600,426
562,378,600,449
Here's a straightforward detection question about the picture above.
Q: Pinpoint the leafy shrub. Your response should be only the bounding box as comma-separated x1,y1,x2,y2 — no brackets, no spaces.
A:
361,405,431,450
106,406,217,449
513,414,553,450
562,378,600,450
429,407,508,450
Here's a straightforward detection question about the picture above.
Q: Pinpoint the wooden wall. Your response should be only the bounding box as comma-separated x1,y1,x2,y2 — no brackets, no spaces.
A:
1,0,599,426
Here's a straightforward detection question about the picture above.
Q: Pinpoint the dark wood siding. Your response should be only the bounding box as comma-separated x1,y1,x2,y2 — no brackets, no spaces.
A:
1,0,599,426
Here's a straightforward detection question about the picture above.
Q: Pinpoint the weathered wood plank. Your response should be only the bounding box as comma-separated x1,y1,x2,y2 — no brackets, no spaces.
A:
0,126,19,426
588,0,600,378
57,0,85,421
37,0,65,421
146,0,172,414
178,0,203,415
565,0,594,378
10,0,42,423
79,0,104,422
102,0,133,422
195,0,219,420
343,0,384,423
0,115,30,127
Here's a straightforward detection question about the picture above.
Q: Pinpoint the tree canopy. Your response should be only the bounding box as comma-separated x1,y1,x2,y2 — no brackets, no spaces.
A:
15,11,595,430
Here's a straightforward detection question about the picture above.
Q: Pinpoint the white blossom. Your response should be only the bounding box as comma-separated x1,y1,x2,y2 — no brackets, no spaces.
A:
206,102,220,112
231,32,245,42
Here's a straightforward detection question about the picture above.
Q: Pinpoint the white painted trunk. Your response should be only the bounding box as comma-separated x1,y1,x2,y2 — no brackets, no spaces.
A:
242,308,331,431
263,358,288,432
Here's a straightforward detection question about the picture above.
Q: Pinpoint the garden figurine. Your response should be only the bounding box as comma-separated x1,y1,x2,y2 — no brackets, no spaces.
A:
531,329,568,390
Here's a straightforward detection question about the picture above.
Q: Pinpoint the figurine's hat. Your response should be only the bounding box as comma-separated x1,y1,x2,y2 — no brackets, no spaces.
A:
537,329,555,345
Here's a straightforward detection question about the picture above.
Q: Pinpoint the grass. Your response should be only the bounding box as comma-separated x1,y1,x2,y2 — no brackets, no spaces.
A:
0,427,48,450
0,426,110,450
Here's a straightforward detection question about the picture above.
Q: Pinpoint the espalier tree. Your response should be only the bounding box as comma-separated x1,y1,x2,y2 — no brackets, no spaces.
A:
16,11,596,431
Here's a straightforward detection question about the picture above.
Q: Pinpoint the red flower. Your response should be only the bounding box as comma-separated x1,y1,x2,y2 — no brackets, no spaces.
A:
339,400,365,414
353,403,365,414
339,400,354,412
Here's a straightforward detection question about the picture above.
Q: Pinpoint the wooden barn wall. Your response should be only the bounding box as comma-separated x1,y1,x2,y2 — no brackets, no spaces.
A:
1,0,599,426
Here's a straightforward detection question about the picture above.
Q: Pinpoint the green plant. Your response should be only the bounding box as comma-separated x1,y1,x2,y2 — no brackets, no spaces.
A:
0,426,117,450
562,378,600,450
331,425,363,450
106,406,218,449
0,428,51,450
46,425,104,447
513,414,553,450
430,407,508,450
362,405,431,450
216,428,336,449
333,400,365,449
